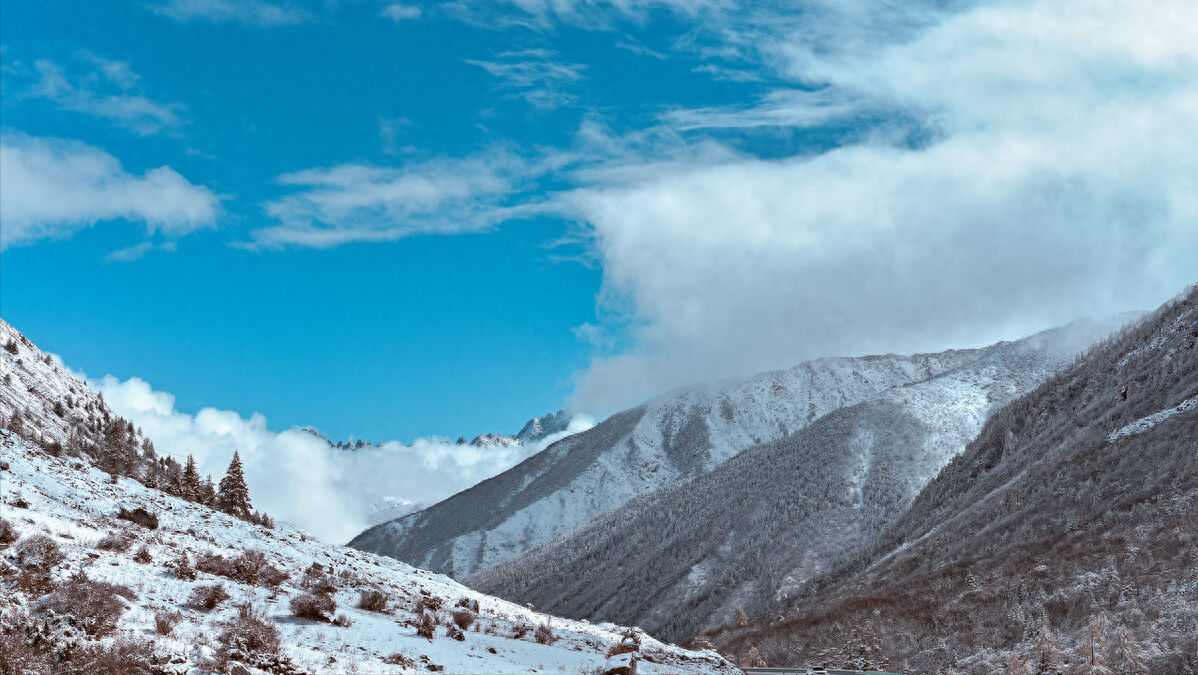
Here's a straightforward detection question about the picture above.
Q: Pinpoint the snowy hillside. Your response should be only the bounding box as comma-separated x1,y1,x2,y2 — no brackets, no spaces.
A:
466,317,1131,640
349,348,992,577
0,430,738,675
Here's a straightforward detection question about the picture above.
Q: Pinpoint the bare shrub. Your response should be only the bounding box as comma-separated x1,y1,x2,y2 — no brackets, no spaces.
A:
172,553,197,581
416,611,437,639
513,623,531,639
290,591,336,622
300,566,337,595
383,653,415,668
70,635,160,675
357,588,390,613
451,608,476,631
416,594,444,613
216,603,282,668
132,545,152,564
0,518,18,547
96,531,135,552
154,608,184,635
534,622,557,645
189,583,231,611
14,535,65,571
14,569,56,597
117,507,158,530
333,613,353,628
448,624,466,641
38,575,136,637
196,550,287,587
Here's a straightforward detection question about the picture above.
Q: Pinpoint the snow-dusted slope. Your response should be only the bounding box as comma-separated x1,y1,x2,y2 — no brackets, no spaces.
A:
0,319,117,450
0,430,737,674
466,317,1131,640
350,330,1103,579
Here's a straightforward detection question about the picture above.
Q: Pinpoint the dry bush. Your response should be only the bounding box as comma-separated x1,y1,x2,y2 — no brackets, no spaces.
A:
448,624,466,641
216,603,282,667
300,566,337,595
154,608,184,635
416,594,444,613
383,653,415,668
14,569,57,597
68,636,160,675
290,591,336,622
333,613,353,628
416,611,437,639
451,608,476,631
38,575,136,637
513,623,531,639
14,535,65,571
534,622,557,644
357,588,390,613
172,553,197,581
116,507,158,530
96,531,135,552
132,545,152,564
196,550,287,587
0,518,17,547
189,583,231,610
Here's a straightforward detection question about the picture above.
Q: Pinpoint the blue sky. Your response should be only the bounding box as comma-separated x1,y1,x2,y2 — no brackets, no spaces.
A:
2,0,1196,444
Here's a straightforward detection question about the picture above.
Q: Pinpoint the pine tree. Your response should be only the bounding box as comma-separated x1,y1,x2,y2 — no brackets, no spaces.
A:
1075,616,1112,675
201,475,217,506
216,450,252,519
182,455,202,502
1108,626,1145,675
734,606,749,627
1004,652,1031,675
1030,626,1066,675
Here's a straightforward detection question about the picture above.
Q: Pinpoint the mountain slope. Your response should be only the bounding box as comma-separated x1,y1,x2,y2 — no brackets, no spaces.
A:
710,286,1198,673
0,431,736,675
465,318,1127,641
349,348,994,577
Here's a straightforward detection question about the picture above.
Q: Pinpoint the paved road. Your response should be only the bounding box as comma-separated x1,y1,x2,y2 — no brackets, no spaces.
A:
743,669,904,675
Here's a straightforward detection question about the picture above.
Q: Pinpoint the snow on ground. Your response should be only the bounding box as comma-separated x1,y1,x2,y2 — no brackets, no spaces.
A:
1107,395,1198,441
0,430,738,675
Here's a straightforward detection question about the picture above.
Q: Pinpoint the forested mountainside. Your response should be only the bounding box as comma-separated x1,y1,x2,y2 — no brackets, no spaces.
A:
465,318,1127,641
349,348,992,577
710,286,1198,675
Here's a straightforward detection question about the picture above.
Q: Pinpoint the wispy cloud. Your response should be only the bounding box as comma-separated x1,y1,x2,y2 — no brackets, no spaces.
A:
380,2,422,21
466,49,585,110
15,53,183,135
0,133,220,251
151,0,308,26
250,150,547,248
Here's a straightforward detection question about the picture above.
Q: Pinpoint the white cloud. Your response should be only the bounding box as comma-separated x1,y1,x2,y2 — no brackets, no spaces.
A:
466,50,586,110
381,3,422,21
12,54,183,135
87,374,593,543
556,0,1198,411
250,149,547,248
0,133,220,250
151,0,308,26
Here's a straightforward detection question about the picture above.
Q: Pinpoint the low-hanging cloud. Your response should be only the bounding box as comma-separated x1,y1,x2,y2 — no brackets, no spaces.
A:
87,373,592,543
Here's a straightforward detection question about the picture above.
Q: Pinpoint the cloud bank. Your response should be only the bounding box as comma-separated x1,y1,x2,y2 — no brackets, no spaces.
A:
556,0,1198,410
88,373,592,543
0,133,220,250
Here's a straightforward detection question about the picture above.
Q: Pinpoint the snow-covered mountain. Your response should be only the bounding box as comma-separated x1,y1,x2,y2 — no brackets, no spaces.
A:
0,431,737,675
709,286,1197,673
466,317,1133,640
350,336,1080,579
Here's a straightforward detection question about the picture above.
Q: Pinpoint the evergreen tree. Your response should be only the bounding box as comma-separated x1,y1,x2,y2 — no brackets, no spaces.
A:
201,475,217,506
182,454,202,502
1108,627,1146,675
1030,626,1066,675
1075,616,1112,675
216,450,252,519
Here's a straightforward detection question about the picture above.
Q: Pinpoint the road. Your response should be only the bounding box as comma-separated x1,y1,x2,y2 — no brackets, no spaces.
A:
743,669,904,675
